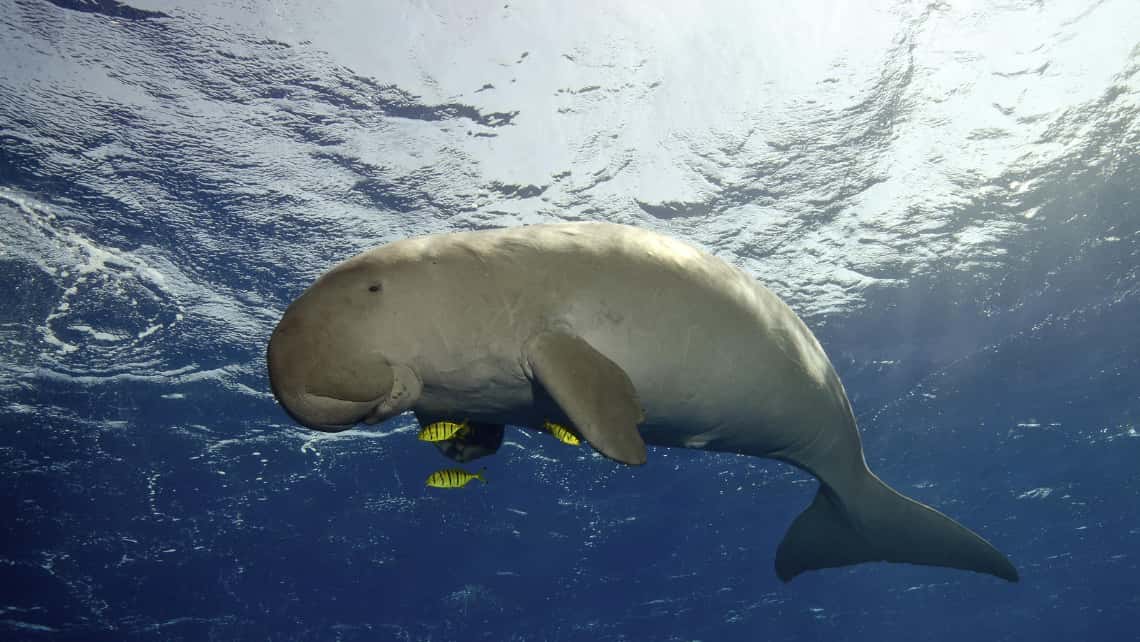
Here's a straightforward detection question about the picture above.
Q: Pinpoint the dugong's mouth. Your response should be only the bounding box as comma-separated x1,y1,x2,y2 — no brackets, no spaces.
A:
269,361,423,432
359,363,423,425
273,391,382,432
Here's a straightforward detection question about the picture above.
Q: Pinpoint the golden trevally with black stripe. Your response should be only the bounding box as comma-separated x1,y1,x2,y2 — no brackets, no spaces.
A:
417,420,469,442
543,421,581,446
425,467,486,489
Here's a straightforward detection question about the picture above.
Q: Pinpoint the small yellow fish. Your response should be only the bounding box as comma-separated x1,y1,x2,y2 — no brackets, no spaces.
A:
425,468,487,489
543,421,581,446
418,420,469,442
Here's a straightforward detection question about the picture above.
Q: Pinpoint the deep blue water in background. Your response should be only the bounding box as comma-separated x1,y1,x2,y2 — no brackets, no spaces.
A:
2,1,1138,640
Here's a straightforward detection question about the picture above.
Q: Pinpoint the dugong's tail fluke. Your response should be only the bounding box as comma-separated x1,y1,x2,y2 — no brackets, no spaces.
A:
775,472,1019,583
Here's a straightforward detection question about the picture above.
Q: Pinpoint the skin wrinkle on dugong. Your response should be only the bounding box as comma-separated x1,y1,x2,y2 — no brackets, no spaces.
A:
266,222,1019,583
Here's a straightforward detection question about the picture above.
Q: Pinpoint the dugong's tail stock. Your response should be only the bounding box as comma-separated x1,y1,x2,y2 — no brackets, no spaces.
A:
775,469,1019,583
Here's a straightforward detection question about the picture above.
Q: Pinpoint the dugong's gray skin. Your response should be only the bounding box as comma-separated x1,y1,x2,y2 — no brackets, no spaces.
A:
267,222,1018,583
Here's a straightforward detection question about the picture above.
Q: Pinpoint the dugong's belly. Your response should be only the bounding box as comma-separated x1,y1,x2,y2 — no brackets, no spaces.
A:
413,352,535,421
562,284,848,459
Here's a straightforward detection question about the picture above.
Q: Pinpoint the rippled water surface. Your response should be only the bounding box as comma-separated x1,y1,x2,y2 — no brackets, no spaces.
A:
2,1,1138,640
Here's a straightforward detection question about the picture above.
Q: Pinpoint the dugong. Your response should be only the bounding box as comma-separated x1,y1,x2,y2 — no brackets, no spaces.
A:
267,222,1018,582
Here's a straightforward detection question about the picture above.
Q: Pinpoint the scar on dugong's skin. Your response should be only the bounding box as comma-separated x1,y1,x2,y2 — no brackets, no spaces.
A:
267,222,1018,583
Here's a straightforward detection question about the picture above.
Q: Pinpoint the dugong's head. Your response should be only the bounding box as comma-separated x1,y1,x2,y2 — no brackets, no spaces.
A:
267,254,423,431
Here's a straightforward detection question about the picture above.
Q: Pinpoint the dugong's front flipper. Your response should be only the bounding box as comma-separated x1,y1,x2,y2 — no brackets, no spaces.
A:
524,331,647,465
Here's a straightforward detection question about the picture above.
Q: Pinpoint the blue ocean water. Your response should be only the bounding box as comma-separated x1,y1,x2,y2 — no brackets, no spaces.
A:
2,1,1138,640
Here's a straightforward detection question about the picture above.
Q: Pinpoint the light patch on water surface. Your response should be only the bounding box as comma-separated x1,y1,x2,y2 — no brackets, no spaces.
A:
1017,487,1054,500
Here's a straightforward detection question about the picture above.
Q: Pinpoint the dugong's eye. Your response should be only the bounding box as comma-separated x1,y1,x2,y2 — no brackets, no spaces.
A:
368,283,382,293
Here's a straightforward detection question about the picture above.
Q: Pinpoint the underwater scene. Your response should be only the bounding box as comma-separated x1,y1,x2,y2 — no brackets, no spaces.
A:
2,1,1138,640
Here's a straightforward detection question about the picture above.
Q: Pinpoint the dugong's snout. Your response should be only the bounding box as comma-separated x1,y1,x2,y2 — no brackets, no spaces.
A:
267,306,401,431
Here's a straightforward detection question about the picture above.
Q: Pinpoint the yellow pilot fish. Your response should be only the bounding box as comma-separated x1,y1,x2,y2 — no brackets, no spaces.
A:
425,468,487,489
543,421,581,446
418,420,469,442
